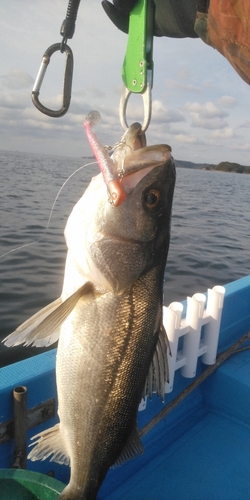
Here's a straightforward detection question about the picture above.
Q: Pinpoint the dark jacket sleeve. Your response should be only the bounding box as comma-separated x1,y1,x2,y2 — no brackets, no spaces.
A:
102,0,199,38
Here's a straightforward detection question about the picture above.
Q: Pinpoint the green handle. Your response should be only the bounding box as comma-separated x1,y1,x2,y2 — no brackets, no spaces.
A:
122,0,154,94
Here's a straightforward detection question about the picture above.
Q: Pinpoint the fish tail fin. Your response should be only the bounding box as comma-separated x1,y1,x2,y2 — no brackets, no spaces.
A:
28,423,70,466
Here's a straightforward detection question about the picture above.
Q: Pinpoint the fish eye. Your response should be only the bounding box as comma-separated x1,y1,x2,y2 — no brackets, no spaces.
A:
144,189,161,210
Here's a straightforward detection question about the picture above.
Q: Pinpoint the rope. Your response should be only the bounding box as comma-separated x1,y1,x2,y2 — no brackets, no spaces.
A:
139,330,250,438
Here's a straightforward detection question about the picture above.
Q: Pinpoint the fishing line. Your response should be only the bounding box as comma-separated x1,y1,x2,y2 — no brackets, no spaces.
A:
0,160,97,260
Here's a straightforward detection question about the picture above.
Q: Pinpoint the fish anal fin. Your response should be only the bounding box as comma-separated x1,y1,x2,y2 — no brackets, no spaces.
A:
142,323,169,403
112,425,144,468
28,423,70,466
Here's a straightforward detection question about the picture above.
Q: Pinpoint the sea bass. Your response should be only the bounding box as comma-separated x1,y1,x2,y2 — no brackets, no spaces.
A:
4,123,175,499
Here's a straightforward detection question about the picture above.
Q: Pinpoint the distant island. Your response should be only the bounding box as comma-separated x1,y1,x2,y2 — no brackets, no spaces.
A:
175,160,250,174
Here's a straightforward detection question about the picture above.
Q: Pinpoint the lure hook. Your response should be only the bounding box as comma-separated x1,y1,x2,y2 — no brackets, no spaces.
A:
31,43,73,118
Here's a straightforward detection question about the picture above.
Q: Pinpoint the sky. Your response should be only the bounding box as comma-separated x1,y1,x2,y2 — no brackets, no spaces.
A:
1,1,250,165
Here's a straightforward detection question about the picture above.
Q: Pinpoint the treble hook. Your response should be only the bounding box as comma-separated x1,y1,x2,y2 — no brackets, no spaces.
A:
31,43,73,118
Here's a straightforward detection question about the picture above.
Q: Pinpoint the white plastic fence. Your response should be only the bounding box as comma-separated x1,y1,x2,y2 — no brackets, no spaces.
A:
139,285,225,411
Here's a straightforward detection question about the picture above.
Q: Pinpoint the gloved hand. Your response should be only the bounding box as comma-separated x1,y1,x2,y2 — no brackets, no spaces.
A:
102,0,250,85
102,0,199,38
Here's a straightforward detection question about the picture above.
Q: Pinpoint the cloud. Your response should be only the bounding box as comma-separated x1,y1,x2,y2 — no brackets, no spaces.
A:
193,117,228,129
85,86,105,98
1,1,250,165
229,143,250,151
184,101,228,119
211,127,235,138
0,69,34,90
165,79,201,93
0,90,30,110
101,97,186,130
184,101,229,129
239,119,250,129
173,133,197,144
165,67,213,94
152,100,185,123
216,95,237,108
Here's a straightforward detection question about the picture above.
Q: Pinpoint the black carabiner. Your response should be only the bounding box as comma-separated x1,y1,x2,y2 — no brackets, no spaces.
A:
32,43,73,118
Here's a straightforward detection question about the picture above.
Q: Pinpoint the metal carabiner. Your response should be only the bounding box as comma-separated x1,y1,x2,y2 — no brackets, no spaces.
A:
119,70,152,132
31,43,73,118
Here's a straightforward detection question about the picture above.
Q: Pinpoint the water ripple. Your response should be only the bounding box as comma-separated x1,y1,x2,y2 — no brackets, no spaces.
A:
0,151,249,366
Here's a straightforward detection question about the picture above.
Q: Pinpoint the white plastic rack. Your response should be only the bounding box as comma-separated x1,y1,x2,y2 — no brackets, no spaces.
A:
139,285,225,411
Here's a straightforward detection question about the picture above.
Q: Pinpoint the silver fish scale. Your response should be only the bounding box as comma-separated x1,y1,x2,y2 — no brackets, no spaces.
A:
56,266,163,498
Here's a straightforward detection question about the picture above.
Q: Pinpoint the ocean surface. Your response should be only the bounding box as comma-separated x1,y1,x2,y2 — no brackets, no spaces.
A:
0,150,249,367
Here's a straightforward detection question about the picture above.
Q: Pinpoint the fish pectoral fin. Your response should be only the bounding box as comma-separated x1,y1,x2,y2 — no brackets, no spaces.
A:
28,423,70,466
112,425,144,468
3,297,63,348
142,323,169,403
3,282,98,348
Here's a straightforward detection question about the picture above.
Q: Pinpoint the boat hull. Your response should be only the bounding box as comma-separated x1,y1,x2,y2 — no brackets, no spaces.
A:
1,276,250,499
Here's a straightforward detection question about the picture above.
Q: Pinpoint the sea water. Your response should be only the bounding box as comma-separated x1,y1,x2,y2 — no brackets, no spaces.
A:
0,150,249,366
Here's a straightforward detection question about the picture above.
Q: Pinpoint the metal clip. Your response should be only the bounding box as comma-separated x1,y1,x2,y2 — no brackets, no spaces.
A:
32,43,73,118
119,70,152,132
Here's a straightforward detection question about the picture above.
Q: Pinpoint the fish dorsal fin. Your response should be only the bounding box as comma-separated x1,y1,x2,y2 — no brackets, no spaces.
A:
3,282,98,348
112,424,144,468
28,423,70,466
142,324,169,403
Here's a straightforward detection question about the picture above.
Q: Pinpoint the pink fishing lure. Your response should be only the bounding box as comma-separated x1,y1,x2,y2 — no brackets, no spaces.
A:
84,111,126,207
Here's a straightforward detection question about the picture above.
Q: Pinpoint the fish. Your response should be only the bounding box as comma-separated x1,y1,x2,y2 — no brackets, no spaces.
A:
3,121,176,500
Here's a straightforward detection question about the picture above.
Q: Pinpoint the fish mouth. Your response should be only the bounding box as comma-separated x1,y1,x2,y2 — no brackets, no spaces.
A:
123,144,172,173
120,122,147,151
111,122,172,189
121,144,173,189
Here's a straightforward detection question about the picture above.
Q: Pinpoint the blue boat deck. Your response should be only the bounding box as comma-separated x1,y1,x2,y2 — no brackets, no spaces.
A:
1,276,250,499
100,276,250,499
100,349,250,500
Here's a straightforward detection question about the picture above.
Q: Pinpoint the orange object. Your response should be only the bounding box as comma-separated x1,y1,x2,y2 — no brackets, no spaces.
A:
196,0,250,84
107,180,127,207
